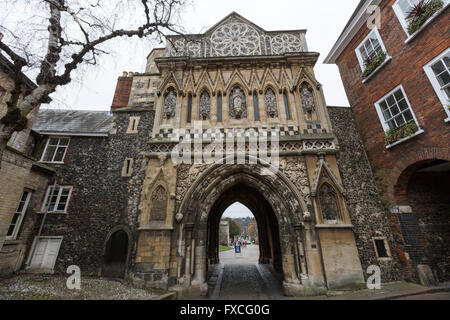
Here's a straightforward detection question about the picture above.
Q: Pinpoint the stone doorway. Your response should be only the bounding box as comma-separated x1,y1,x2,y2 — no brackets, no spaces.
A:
102,230,129,278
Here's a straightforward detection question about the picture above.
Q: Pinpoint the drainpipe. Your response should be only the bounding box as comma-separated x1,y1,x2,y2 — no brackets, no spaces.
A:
26,177,57,267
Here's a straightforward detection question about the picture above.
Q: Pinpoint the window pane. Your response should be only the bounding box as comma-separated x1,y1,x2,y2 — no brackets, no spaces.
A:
398,0,411,15
253,94,259,121
395,115,405,126
187,95,192,123
43,146,56,161
217,94,222,122
48,138,59,145
444,86,450,99
382,109,391,120
394,89,404,102
390,105,400,116
7,223,16,237
387,95,396,107
403,110,413,122
398,99,409,111
59,138,70,146
360,47,368,61
431,61,446,76
436,71,450,87
380,101,388,111
387,119,396,129
54,147,66,162
443,56,450,68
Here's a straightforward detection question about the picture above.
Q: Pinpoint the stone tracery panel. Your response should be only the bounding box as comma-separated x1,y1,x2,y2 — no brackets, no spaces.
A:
210,22,261,57
270,34,303,55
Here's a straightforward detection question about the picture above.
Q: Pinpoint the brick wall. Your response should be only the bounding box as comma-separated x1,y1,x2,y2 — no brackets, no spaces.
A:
111,76,133,110
333,1,449,281
335,2,449,200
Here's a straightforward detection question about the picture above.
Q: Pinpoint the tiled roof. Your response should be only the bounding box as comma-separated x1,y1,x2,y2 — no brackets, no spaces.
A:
32,109,113,136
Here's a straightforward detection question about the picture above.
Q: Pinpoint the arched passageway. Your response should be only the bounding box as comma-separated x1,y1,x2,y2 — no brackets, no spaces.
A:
102,230,129,278
394,160,450,283
207,183,282,272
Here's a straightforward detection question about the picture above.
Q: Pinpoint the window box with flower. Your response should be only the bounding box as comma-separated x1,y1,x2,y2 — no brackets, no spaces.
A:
385,120,420,146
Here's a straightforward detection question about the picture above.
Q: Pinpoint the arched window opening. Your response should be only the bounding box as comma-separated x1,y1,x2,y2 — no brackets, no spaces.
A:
283,91,291,120
199,91,211,120
187,94,193,123
217,93,223,122
265,88,278,118
253,92,260,121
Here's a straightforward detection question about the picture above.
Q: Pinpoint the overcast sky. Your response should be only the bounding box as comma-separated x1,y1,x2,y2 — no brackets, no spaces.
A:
45,0,359,111
222,202,254,219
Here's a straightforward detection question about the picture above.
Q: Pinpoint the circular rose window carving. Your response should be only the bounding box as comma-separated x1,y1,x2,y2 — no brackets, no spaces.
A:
210,22,261,57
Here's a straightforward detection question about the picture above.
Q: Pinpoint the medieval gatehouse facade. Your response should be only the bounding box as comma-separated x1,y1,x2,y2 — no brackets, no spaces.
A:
14,13,404,297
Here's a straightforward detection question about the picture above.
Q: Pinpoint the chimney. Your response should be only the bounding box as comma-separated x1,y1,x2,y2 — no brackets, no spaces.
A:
111,72,133,111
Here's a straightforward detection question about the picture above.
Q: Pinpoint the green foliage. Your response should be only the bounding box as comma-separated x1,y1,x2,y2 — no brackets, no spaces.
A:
219,245,233,252
361,51,387,79
407,0,443,35
385,120,419,145
224,218,240,238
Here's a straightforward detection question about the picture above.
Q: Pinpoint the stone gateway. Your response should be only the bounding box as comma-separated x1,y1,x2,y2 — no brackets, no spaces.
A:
25,12,403,298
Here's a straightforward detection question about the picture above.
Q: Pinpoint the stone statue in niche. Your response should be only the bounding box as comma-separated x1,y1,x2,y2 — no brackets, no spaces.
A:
300,83,316,120
199,91,211,120
229,87,247,119
265,88,278,118
150,185,168,221
319,183,339,222
163,89,176,120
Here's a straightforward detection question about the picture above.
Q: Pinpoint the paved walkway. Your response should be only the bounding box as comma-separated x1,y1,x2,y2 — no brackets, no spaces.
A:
207,245,284,300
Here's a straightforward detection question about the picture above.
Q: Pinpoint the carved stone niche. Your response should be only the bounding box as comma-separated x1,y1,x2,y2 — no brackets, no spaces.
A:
300,82,316,120
199,91,211,120
229,87,247,119
150,185,168,221
265,88,278,118
163,87,177,120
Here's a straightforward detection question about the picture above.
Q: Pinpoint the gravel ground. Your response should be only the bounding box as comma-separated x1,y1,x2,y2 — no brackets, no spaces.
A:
0,274,165,300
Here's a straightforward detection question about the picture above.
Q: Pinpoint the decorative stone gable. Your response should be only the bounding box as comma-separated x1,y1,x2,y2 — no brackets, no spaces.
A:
165,12,306,58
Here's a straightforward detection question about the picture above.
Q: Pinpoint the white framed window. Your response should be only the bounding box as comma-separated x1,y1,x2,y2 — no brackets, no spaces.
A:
41,185,73,213
6,190,32,240
374,85,420,131
423,48,450,120
40,137,70,163
392,0,450,34
355,28,389,71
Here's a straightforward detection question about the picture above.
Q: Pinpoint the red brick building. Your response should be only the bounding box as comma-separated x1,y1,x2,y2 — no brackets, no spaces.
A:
325,0,449,284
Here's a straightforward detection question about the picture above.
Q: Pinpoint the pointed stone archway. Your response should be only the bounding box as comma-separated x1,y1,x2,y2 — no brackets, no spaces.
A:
177,161,324,297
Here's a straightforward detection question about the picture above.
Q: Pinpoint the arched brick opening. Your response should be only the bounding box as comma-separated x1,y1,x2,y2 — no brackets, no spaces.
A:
389,149,450,283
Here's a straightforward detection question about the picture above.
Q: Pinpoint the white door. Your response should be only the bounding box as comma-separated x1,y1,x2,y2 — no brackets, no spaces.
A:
30,238,62,270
